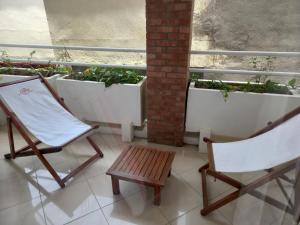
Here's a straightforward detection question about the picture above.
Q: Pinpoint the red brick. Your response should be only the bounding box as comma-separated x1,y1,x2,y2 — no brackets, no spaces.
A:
179,27,190,33
147,71,166,78
147,33,168,40
149,26,179,33
147,59,166,66
148,19,162,26
173,3,188,11
147,46,164,53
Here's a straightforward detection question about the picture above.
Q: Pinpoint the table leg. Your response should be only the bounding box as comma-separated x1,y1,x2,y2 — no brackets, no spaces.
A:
111,176,120,195
154,186,161,205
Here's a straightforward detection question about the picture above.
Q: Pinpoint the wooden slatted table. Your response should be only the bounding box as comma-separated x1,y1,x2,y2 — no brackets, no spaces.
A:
106,145,176,205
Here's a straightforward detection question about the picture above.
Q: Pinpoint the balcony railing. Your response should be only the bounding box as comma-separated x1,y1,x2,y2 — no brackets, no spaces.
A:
1,43,300,77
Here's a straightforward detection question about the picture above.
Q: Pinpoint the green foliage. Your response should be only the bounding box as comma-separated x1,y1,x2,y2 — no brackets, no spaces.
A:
240,80,291,95
28,50,36,62
190,72,204,82
194,55,295,101
0,50,71,77
288,78,296,89
69,67,145,87
56,48,72,62
0,50,10,64
195,80,236,101
0,65,71,77
249,56,276,83
249,56,276,72
195,79,292,102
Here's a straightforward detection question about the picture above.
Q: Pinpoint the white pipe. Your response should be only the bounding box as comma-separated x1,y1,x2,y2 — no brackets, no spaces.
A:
0,43,145,53
5,58,147,70
1,43,300,57
190,50,300,57
190,68,300,77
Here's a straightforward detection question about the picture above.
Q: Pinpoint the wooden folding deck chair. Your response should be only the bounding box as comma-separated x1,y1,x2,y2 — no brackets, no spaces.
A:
199,106,300,223
0,75,104,188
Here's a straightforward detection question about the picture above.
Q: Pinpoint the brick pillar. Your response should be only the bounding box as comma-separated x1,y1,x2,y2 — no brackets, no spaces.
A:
146,0,194,146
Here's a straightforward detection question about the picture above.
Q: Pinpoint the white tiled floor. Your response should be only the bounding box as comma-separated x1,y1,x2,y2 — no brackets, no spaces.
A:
0,127,298,225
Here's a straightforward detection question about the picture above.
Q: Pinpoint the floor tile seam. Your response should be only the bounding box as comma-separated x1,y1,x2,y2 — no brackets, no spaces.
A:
165,204,202,225
155,170,203,223
84,169,108,181
62,208,106,225
85,175,112,225
216,194,281,225
35,169,49,225
172,165,203,178
40,182,102,225
98,186,145,209
38,191,48,225
0,194,42,213
171,170,203,198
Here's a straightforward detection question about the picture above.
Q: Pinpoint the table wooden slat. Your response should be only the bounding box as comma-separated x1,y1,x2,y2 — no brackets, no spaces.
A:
107,145,175,186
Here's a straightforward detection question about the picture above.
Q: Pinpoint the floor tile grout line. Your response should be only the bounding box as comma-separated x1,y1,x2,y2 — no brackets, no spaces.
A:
173,168,204,195
85,175,110,225
155,170,203,224
214,175,296,224
36,173,50,225
0,159,42,213
215,190,288,225
39,192,48,225
177,166,239,203
166,204,202,225
62,208,104,225
156,204,171,224
36,148,97,225
98,183,147,209
39,179,103,225
97,184,169,224
172,169,204,198
164,170,235,224
172,155,208,178
0,194,42,213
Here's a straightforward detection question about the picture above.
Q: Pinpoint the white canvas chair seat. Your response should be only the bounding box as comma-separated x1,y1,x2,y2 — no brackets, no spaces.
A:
0,76,103,188
200,106,300,222
212,113,300,173
0,79,91,146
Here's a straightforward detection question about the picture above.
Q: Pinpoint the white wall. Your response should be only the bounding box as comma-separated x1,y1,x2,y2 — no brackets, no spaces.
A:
0,0,54,58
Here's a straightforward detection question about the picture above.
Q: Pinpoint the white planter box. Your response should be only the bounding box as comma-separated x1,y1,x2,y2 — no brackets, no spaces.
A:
186,82,300,151
0,74,61,126
56,75,147,141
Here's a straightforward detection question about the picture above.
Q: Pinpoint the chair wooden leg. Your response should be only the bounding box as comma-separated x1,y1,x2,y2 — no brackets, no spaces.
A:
201,190,241,216
62,153,99,184
201,166,209,208
87,136,104,157
5,121,42,160
7,117,16,159
32,146,65,188
200,161,296,217
200,164,241,215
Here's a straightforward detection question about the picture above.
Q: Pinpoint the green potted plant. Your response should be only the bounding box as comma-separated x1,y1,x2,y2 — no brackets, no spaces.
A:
56,66,147,142
186,56,300,152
